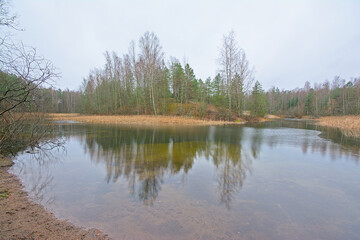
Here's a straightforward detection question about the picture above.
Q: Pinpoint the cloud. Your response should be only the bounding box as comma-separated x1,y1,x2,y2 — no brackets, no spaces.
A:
12,0,360,90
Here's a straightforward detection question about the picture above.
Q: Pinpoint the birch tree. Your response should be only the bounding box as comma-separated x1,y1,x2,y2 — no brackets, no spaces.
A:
139,32,164,115
219,30,238,119
219,30,254,119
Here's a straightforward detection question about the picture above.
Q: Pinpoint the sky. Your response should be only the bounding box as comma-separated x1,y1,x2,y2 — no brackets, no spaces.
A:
10,0,360,91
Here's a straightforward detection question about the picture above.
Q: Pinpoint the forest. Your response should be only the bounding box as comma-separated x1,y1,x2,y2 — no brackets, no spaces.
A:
2,30,360,124
32,31,360,120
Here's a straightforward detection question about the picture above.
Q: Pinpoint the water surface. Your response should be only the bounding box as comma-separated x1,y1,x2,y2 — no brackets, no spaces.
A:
11,121,360,240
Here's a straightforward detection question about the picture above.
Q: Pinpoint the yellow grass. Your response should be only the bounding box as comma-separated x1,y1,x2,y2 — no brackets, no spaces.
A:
47,113,242,126
265,114,282,119
317,115,360,137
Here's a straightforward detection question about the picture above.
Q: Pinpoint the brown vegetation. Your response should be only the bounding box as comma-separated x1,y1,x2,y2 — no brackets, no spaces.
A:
0,156,109,240
265,114,282,119
317,115,360,137
47,113,244,126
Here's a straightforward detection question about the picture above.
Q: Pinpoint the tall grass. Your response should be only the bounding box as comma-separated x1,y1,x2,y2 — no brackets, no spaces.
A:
317,116,360,137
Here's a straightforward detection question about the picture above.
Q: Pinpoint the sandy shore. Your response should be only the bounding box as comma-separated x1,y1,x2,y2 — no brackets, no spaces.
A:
47,113,244,126
0,157,109,240
316,115,360,137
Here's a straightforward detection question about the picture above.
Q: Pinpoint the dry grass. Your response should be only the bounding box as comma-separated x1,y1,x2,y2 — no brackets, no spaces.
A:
265,114,282,119
0,156,13,168
317,115,360,137
47,113,241,126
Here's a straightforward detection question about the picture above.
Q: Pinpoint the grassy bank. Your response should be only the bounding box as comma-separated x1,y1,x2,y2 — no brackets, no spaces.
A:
317,115,360,137
47,113,246,126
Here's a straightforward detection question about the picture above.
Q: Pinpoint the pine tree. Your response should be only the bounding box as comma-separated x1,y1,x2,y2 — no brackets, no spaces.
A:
250,81,267,117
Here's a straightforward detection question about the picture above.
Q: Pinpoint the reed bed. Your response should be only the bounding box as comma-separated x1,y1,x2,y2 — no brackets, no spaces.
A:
47,113,242,126
317,115,360,137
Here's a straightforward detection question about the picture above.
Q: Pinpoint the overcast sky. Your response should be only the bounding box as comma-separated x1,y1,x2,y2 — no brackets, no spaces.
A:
11,0,360,91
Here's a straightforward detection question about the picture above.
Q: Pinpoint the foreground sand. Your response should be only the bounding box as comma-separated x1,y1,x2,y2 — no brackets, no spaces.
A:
0,157,109,240
47,113,244,126
317,115,360,137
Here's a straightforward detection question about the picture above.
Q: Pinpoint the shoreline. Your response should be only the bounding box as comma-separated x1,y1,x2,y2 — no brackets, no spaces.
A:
46,113,245,126
0,156,109,240
269,115,360,138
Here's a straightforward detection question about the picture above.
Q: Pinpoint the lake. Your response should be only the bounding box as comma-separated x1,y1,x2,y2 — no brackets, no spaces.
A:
11,120,360,240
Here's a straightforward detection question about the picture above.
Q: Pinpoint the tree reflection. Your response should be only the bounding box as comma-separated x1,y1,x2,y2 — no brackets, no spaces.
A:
262,120,360,162
64,125,255,207
12,153,58,205
56,123,359,207
77,126,207,205
209,127,254,208
13,121,359,211
213,142,253,209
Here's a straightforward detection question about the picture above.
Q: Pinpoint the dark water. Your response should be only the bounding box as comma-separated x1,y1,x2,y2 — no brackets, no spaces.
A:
11,121,360,240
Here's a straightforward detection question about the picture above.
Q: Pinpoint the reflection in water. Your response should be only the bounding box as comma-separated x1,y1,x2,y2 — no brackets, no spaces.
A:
214,142,252,209
52,121,359,208
14,152,60,205
11,121,360,240
247,120,360,162
67,125,255,207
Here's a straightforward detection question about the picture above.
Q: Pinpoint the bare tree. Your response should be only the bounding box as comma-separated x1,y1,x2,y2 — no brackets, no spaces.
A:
219,30,238,119
219,30,254,119
0,0,17,29
0,41,57,116
139,32,164,115
129,40,141,114
0,1,58,155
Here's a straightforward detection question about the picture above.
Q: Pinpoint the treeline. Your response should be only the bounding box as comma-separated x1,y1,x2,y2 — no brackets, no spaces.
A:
10,31,360,119
75,31,257,120
267,77,360,117
20,70,360,119
37,31,265,120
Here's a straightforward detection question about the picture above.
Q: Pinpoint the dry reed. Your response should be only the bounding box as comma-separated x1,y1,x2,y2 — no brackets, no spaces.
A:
317,115,360,137
47,113,242,126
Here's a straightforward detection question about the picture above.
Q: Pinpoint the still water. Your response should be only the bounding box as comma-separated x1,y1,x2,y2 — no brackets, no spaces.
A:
11,121,360,240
